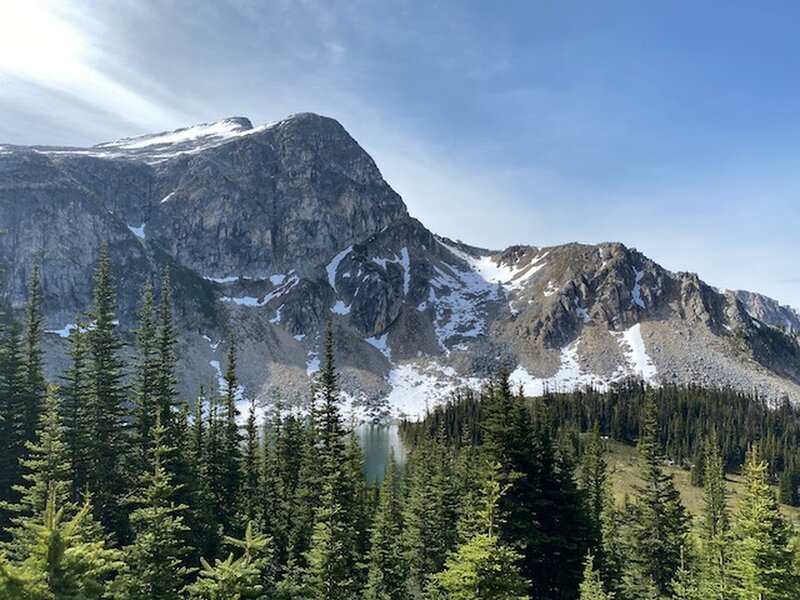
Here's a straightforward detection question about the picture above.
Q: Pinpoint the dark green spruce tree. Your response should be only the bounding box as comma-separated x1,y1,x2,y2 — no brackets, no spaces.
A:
84,244,130,540
4,384,72,557
21,263,46,456
426,461,528,600
482,370,590,599
258,402,286,568
214,335,242,538
0,321,26,531
401,434,459,598
131,278,159,471
580,423,608,561
154,268,179,436
115,415,191,600
365,452,406,600
304,320,361,600
241,398,261,526
624,391,689,597
479,371,539,588
698,433,732,598
61,315,91,499
187,386,219,563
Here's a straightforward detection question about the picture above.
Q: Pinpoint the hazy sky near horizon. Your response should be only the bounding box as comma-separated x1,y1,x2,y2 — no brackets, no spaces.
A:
1,0,799,307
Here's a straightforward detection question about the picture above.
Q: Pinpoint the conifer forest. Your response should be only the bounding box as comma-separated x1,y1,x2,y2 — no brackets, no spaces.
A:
2,247,800,600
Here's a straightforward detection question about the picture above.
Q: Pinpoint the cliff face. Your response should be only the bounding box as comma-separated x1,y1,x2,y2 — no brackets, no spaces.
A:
1,113,799,419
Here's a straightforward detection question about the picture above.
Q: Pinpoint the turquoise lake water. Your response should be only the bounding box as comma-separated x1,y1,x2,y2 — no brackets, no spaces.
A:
356,424,407,482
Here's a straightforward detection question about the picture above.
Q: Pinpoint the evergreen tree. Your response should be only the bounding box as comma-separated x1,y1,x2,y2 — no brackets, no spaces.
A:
61,316,91,499
131,278,158,469
580,423,608,559
578,554,614,600
84,244,129,539
670,550,701,600
186,522,273,600
626,391,689,595
730,446,798,599
365,452,406,600
115,416,191,600
598,499,627,596
689,445,705,488
343,430,370,590
154,268,179,436
401,436,459,597
304,321,359,600
285,403,319,568
21,263,46,454
205,387,226,557
241,398,261,526
778,460,799,506
0,487,122,600
5,384,72,555
481,377,590,599
698,434,732,599
216,335,242,537
258,403,286,568
531,395,591,598
426,462,528,600
0,322,26,528
479,370,540,588
188,386,219,563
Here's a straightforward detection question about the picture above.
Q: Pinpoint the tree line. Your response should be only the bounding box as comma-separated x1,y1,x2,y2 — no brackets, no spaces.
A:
401,378,800,505
0,246,798,598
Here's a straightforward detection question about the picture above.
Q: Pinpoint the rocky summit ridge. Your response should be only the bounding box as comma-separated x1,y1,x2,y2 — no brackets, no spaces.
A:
1,113,799,420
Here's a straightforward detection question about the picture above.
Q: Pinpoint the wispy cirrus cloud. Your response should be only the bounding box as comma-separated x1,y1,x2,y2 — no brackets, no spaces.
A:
0,0,799,308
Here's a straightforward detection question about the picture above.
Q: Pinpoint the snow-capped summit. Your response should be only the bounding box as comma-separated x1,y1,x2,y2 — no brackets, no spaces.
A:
95,116,255,151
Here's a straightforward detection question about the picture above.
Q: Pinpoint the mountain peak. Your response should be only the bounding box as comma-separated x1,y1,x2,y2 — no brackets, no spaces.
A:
3,112,799,414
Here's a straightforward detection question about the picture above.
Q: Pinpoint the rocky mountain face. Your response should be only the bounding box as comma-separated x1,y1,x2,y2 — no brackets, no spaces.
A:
1,113,799,420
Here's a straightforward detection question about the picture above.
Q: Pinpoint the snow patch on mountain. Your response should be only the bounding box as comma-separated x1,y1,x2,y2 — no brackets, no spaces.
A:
331,300,351,315
38,117,280,164
428,262,495,350
306,353,321,376
439,240,548,291
219,275,299,307
574,299,591,324
209,359,245,402
203,273,290,284
327,246,353,289
383,363,483,420
371,247,411,295
202,335,221,350
617,324,658,381
221,296,261,306
365,333,391,359
46,323,77,338
128,223,146,240
205,275,240,283
107,119,252,150
509,342,612,396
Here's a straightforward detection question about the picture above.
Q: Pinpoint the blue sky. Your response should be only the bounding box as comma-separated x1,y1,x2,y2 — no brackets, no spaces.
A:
1,0,798,307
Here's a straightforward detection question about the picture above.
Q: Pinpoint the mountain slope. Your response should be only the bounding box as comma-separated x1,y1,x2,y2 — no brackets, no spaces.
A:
1,113,798,419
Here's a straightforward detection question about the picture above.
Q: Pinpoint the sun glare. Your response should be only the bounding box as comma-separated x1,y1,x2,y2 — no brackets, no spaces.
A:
0,0,87,81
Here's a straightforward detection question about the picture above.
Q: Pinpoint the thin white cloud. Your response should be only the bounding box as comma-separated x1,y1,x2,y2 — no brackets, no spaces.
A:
0,0,189,137
0,0,798,310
